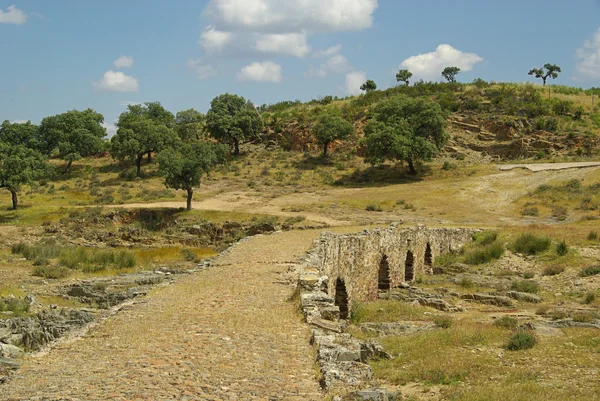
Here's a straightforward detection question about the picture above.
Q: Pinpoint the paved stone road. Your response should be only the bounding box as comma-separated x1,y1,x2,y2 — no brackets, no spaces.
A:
1,231,323,401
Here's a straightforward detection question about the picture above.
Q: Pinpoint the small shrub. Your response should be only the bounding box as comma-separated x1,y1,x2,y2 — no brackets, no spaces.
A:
442,161,456,171
587,231,598,241
506,331,537,351
463,242,504,265
494,316,519,329
580,265,600,277
350,302,365,324
572,312,597,323
523,271,535,279
365,204,383,212
556,240,568,256
473,231,499,245
181,249,199,263
543,265,565,276
584,292,596,304
457,277,475,289
535,305,550,316
510,233,551,255
549,310,568,320
32,265,71,279
433,316,453,328
521,206,539,217
511,280,540,294
551,205,568,221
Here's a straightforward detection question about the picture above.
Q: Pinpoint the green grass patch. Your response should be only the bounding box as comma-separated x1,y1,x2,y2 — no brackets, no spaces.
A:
509,233,551,255
506,331,537,351
511,280,540,294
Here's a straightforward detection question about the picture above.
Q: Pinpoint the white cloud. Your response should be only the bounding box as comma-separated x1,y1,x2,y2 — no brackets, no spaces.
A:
199,25,233,53
187,59,218,79
93,70,140,92
205,0,377,33
119,101,141,107
254,31,310,58
113,56,134,69
237,61,282,83
313,44,342,58
11,120,28,124
342,71,367,95
400,44,483,81
0,5,27,25
307,54,352,77
101,122,118,138
576,28,600,80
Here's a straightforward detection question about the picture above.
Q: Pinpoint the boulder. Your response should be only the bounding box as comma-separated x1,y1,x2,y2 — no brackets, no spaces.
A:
460,293,514,307
506,291,541,303
0,343,24,359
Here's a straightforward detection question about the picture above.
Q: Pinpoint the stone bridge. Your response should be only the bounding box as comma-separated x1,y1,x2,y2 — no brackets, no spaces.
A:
312,224,476,318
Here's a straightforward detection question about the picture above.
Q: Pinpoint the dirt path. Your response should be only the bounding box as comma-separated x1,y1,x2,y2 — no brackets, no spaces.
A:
499,162,600,172
1,231,324,401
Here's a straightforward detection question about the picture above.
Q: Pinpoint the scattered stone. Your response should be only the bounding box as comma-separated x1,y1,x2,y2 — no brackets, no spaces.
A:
506,291,541,303
460,293,514,307
0,343,24,359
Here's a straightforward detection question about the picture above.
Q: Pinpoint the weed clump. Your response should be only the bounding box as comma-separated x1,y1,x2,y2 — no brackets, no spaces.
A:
556,240,568,256
588,231,598,241
32,265,71,279
580,265,600,277
511,280,540,294
506,331,537,351
584,292,596,304
433,316,453,328
494,316,519,329
543,265,565,276
510,233,551,255
365,204,383,212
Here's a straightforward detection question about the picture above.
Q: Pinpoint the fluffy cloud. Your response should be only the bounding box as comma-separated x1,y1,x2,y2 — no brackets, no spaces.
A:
576,28,600,79
101,122,118,138
0,5,27,25
254,32,310,58
342,71,367,95
400,44,483,81
199,26,233,53
205,0,377,33
308,54,352,77
313,45,343,58
187,59,218,79
237,61,282,83
93,70,140,92
113,56,134,69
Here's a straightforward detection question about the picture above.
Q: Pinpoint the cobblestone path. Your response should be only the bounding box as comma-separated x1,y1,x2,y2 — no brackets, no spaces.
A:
1,231,323,401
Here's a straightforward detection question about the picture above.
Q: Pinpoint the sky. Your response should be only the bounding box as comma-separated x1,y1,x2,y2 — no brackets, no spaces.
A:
1,0,600,136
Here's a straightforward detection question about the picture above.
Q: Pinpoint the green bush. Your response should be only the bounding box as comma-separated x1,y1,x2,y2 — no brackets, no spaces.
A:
511,280,540,294
473,231,499,245
457,277,475,289
584,292,596,304
506,331,537,351
510,233,551,255
588,231,598,241
543,265,565,276
433,316,453,328
463,242,504,265
523,271,535,279
521,206,539,216
494,316,519,329
555,240,568,256
365,204,383,212
442,161,456,170
32,265,71,279
0,298,31,315
580,265,600,277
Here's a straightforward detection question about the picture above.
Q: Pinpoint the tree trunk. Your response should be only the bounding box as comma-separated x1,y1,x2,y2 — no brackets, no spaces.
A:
405,81,409,86
233,139,240,156
10,189,17,210
323,142,329,158
186,188,193,211
147,151,152,163
136,154,143,177
542,77,547,86
408,159,417,175
65,160,73,174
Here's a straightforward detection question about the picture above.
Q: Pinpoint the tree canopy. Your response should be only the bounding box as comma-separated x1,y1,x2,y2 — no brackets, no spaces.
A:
206,94,264,155
157,141,227,211
0,142,47,209
175,109,206,142
37,109,107,172
361,95,448,174
441,66,461,83
0,120,40,150
313,114,354,157
396,69,413,86
528,63,561,85
360,80,377,92
111,105,179,176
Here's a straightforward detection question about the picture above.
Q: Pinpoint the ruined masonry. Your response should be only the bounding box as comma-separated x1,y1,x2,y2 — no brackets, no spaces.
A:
298,224,476,393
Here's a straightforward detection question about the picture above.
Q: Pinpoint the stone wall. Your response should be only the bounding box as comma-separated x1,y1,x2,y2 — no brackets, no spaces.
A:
316,224,476,315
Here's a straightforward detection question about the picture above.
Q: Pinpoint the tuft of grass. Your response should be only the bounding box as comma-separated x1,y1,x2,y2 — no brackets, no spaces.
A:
457,277,475,289
584,292,596,304
473,230,499,245
511,280,540,294
556,240,568,256
505,331,537,351
587,231,598,241
32,265,71,279
0,297,31,316
543,265,565,276
510,233,551,255
580,265,600,277
365,203,383,212
521,206,539,216
523,271,535,279
463,242,504,265
572,311,597,323
494,316,519,330
433,316,453,328
349,299,431,324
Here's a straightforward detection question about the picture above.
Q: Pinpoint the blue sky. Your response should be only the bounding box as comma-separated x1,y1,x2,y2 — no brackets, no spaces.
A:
1,0,599,135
